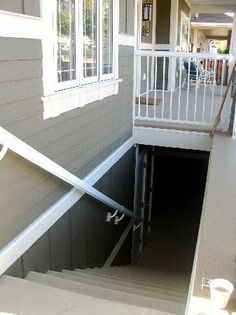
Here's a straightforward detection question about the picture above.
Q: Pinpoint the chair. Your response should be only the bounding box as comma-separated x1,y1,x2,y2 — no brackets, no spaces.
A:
182,61,210,89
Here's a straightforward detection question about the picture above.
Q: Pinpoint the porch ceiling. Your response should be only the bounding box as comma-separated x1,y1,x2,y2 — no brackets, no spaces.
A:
187,0,236,13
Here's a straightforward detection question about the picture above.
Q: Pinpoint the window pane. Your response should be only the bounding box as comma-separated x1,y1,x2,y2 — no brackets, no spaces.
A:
83,0,97,78
102,0,113,75
57,0,76,82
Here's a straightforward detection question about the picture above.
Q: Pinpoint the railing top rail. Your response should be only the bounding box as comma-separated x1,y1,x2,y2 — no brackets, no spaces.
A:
0,126,137,221
135,50,230,60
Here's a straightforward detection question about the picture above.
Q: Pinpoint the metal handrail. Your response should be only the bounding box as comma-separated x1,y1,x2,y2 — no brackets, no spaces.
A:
0,126,138,221
135,50,230,61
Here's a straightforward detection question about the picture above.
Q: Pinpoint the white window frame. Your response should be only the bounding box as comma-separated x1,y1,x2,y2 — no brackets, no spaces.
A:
55,0,115,88
100,0,115,81
41,0,119,119
180,11,190,53
79,0,99,85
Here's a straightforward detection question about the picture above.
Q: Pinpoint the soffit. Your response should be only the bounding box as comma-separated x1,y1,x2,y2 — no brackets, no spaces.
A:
187,0,236,13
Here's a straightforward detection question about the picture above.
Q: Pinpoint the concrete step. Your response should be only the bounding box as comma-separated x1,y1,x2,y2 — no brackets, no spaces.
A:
64,269,187,295
45,270,186,303
1,275,172,315
98,266,188,283
97,266,188,283
27,272,185,314
61,270,187,299
79,267,187,289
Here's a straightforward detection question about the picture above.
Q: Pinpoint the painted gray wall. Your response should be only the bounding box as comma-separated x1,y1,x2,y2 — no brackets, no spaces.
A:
0,37,134,249
119,0,135,35
156,0,171,44
0,0,40,16
190,135,236,305
6,149,134,278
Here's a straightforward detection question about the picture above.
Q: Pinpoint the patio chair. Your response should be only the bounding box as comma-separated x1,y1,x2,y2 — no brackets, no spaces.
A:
182,61,210,89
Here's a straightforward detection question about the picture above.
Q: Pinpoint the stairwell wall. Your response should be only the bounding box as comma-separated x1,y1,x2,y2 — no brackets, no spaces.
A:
5,148,135,278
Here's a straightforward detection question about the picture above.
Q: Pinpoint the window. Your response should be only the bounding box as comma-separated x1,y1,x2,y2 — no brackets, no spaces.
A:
180,12,190,53
56,0,114,89
42,0,119,119
57,0,76,83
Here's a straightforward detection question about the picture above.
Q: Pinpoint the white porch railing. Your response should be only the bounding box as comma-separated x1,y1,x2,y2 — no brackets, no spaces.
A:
134,50,231,130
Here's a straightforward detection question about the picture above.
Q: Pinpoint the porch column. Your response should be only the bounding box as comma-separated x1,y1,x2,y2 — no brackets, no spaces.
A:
192,29,198,53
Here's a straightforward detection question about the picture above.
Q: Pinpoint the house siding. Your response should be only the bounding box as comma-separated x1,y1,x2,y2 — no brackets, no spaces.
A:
0,0,40,17
0,36,134,249
6,149,134,277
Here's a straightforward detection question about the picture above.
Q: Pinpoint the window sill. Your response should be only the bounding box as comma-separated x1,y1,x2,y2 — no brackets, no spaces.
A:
42,79,122,120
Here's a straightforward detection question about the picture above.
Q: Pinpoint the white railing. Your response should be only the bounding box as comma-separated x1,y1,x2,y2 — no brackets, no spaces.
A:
0,127,136,220
134,50,231,130
0,127,139,275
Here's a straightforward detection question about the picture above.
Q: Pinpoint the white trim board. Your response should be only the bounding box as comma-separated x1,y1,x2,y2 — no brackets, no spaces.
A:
154,44,170,50
190,5,236,14
0,10,43,39
134,127,212,151
118,34,135,47
43,79,121,119
0,137,134,276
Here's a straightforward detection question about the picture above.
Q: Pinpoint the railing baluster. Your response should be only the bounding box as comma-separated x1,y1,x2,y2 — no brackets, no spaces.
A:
186,58,191,121
210,58,217,122
138,55,141,117
194,58,199,122
169,57,174,120
202,58,208,122
161,56,166,119
146,56,150,118
178,57,182,121
154,57,158,119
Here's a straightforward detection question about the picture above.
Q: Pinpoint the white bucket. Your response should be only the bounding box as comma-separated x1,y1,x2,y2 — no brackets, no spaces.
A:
210,278,234,309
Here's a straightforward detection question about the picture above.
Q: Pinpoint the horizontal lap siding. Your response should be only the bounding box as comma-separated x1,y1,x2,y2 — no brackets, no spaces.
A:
0,38,134,248
0,0,40,17
0,0,23,14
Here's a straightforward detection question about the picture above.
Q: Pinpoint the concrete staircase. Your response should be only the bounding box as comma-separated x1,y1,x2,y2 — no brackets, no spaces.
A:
0,266,188,315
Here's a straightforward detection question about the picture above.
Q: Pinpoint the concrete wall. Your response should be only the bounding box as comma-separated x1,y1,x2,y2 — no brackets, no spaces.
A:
156,0,171,44
6,149,135,277
190,134,236,303
119,0,135,35
0,0,40,17
0,37,134,249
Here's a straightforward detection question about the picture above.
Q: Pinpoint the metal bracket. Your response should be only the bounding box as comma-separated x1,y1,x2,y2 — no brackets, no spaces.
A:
106,210,118,222
114,213,125,225
133,223,141,231
201,277,212,290
0,145,8,161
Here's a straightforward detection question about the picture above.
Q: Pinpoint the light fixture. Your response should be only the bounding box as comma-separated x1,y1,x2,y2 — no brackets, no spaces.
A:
142,3,152,22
